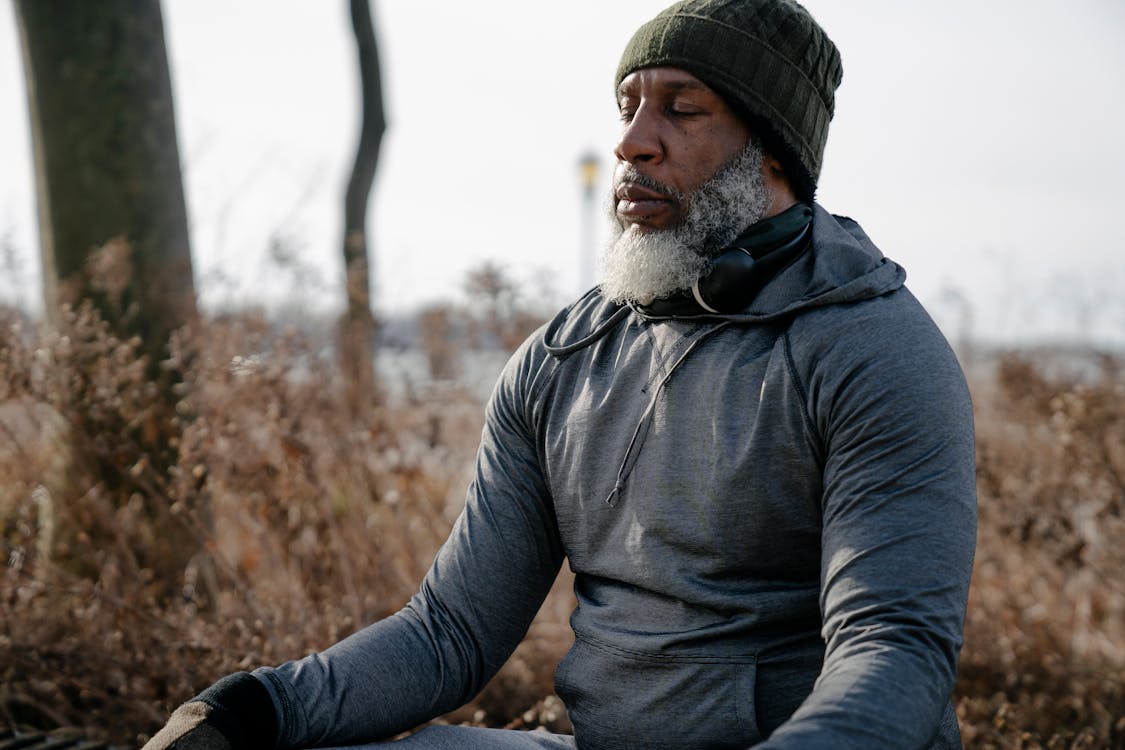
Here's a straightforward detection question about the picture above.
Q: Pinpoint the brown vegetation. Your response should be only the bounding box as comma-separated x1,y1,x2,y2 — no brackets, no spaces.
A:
956,352,1125,748
1,306,1122,748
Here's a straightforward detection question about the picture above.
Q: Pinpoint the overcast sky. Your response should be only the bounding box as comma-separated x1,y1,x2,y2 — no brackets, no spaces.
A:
2,1,1124,346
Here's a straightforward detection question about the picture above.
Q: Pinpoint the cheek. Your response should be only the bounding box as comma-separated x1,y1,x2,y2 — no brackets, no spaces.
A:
666,123,748,194
681,156,727,193
693,140,748,188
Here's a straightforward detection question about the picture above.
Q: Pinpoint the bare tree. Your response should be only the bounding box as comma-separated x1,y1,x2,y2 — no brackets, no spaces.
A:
14,0,198,595
14,0,197,370
339,0,386,407
464,261,546,351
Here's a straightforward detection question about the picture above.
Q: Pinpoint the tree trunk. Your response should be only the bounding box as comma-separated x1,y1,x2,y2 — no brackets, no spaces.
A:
339,0,386,409
14,0,197,360
14,0,199,596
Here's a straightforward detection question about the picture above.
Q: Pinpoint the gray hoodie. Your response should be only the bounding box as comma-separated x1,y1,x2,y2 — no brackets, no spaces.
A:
255,205,977,749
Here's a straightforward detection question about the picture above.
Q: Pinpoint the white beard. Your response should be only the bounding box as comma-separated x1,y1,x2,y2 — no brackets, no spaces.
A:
600,141,771,305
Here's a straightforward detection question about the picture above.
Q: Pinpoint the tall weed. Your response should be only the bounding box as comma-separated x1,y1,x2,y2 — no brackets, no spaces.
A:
2,306,1122,747
957,352,1125,748
1,306,571,743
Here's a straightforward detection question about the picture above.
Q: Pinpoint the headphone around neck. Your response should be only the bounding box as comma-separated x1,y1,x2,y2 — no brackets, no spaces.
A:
643,203,814,316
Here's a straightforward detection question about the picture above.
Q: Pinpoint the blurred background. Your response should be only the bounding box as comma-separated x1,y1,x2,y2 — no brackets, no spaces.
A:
2,0,1124,345
1,2,1123,749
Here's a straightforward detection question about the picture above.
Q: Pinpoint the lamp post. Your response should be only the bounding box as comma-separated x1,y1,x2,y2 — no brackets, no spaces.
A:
578,150,600,292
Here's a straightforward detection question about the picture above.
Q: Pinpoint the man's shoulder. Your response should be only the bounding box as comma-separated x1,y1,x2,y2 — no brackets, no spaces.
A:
783,286,970,423
788,285,958,373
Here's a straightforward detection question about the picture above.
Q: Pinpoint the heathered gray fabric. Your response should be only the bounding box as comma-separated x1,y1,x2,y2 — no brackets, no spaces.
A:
325,726,578,748
255,204,977,749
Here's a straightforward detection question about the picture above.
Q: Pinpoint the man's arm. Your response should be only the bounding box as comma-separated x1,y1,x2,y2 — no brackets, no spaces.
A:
255,347,565,748
760,293,977,749
145,339,564,750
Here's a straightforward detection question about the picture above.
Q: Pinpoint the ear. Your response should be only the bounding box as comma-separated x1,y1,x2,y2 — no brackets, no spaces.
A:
761,149,799,214
763,149,787,180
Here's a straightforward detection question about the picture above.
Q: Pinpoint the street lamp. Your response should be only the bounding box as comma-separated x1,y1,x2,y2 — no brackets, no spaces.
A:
578,150,600,292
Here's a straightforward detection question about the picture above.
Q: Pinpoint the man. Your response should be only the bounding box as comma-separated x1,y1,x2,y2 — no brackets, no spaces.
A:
145,1,976,748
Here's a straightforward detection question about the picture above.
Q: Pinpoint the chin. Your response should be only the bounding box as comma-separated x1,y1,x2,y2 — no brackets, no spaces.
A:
622,218,676,235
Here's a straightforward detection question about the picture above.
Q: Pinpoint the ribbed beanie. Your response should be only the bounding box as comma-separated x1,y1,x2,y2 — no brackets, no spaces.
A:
616,0,842,201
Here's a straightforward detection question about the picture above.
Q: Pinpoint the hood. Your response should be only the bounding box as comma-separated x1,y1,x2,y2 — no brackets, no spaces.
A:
543,203,907,354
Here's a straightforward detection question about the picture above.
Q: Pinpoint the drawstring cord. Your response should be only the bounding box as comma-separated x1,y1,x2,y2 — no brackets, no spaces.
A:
542,304,631,357
605,322,733,507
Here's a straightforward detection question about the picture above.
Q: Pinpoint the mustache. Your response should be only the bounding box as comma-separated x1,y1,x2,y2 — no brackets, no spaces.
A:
613,166,681,199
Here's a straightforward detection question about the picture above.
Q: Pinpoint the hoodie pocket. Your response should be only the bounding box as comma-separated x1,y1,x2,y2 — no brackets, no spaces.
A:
554,632,761,749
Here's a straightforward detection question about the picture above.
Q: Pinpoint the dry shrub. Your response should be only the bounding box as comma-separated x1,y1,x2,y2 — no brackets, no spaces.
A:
959,351,1125,749
5,300,1123,748
417,305,460,381
1,305,572,746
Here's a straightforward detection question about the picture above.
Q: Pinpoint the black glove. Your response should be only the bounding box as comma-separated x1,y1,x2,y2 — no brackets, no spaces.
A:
142,672,279,750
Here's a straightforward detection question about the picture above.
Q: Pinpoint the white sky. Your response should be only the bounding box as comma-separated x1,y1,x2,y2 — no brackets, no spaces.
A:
2,1,1124,346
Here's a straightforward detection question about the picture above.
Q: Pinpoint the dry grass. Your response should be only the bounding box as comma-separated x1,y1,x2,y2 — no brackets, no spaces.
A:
1,305,1122,748
956,352,1125,749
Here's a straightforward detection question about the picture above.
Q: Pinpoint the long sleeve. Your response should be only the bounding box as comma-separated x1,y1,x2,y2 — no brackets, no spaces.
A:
254,344,566,749
760,291,977,749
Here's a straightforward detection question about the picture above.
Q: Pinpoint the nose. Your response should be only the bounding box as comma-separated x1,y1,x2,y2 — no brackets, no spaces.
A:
614,106,662,165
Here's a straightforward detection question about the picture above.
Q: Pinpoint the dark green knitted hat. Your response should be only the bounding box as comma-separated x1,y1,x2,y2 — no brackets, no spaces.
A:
616,0,842,201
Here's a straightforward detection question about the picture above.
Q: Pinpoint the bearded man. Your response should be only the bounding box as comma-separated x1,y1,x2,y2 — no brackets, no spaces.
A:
144,1,976,748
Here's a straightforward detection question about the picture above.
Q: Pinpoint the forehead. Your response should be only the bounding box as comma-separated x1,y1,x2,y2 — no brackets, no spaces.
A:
617,66,719,98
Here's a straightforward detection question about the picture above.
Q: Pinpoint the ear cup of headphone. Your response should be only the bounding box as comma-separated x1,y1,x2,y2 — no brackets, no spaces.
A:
691,249,761,313
637,204,813,317
690,204,814,314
